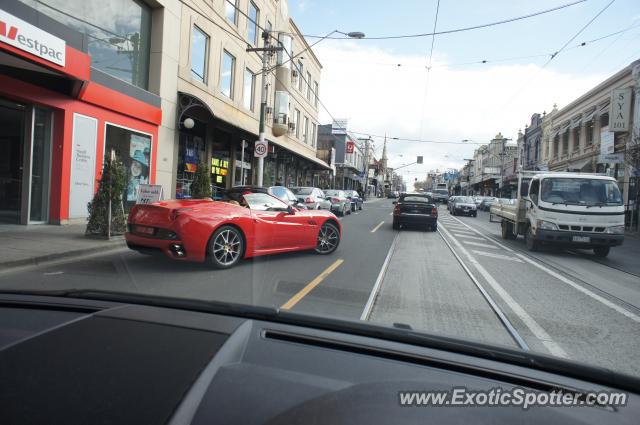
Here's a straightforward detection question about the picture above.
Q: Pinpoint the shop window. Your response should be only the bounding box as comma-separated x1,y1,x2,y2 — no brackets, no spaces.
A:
191,26,209,83
22,0,152,89
104,124,152,209
234,142,252,186
211,129,232,195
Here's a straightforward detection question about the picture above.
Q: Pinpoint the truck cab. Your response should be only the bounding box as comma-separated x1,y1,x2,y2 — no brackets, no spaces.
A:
491,171,624,257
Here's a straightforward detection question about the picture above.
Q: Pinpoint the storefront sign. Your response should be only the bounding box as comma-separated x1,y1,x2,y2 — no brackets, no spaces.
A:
610,88,632,132
254,140,268,158
346,141,355,154
69,114,97,218
600,126,614,155
136,184,163,204
0,9,66,66
598,153,625,164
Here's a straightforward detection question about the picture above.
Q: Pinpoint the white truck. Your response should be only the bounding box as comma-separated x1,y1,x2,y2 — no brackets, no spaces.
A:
490,170,625,257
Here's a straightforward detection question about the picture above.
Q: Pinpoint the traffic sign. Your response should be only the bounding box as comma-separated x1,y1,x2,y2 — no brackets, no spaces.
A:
254,140,268,158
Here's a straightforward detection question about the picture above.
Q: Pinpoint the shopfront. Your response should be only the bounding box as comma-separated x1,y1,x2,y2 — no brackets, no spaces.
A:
0,3,161,224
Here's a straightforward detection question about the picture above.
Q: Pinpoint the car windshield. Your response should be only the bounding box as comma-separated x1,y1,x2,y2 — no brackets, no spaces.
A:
2,0,639,388
541,178,623,206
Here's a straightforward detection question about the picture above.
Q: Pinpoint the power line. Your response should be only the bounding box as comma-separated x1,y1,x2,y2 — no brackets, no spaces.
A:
347,131,486,145
302,0,586,40
418,0,441,140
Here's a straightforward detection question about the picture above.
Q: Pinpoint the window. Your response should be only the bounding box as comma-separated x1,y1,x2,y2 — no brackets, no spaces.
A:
313,81,319,107
303,116,309,144
297,61,304,91
586,121,594,145
572,127,580,152
294,109,301,138
221,50,235,99
266,20,272,32
226,0,237,25
562,132,569,155
311,123,317,147
104,124,152,210
529,179,539,205
21,0,151,89
541,178,622,206
244,193,288,211
243,68,255,111
306,72,312,100
247,2,259,45
191,26,208,83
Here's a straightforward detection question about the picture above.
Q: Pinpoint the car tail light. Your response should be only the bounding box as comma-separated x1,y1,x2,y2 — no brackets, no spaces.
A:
432,207,438,217
331,197,340,204
305,197,314,203
393,205,401,215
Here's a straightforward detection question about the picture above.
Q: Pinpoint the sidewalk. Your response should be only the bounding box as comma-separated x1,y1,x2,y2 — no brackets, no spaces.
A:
0,224,126,271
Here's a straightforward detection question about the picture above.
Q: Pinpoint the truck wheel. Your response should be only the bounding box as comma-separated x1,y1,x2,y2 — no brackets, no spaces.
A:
593,246,610,257
501,221,509,239
525,225,539,251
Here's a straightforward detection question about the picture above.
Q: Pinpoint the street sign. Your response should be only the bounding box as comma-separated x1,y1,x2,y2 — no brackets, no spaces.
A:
346,140,355,154
610,88,632,132
136,184,163,204
254,140,268,158
417,156,423,164
598,153,625,164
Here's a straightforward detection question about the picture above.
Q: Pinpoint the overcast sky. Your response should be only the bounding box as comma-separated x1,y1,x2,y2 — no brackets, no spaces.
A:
289,0,640,188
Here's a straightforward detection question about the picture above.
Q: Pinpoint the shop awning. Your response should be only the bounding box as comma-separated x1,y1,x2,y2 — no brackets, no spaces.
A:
599,100,610,116
570,114,582,129
582,107,597,123
567,158,592,171
550,126,561,139
560,120,571,134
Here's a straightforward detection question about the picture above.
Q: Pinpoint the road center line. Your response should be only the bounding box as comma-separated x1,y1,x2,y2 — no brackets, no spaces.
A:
448,215,640,322
371,221,385,233
280,259,344,310
440,225,568,358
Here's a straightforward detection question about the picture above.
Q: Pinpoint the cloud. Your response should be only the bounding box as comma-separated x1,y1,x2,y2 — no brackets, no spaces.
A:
296,0,310,13
313,41,607,185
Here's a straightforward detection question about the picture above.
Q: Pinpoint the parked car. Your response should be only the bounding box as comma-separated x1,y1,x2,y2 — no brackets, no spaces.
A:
126,187,342,269
473,196,485,207
291,187,331,210
387,191,399,199
451,196,477,217
392,193,438,231
343,190,363,211
268,186,308,209
323,189,351,216
478,197,496,211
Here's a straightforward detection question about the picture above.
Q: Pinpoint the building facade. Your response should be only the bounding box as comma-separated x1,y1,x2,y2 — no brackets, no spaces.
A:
522,113,544,170
0,0,164,224
317,122,365,191
469,133,517,196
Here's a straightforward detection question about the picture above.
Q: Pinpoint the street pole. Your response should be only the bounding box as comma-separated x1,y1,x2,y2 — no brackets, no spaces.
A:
247,31,282,187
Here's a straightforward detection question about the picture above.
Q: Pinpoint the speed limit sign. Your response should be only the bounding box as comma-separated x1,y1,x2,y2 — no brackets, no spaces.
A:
254,140,268,158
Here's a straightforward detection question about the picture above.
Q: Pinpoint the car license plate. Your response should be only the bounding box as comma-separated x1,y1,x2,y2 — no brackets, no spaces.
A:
135,225,154,235
572,236,590,243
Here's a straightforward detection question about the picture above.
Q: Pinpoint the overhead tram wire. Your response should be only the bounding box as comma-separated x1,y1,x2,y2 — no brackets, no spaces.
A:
499,0,617,112
418,0,441,141
301,0,586,40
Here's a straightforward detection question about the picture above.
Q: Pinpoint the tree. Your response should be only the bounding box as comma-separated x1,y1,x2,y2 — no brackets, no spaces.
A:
190,161,212,199
86,159,127,237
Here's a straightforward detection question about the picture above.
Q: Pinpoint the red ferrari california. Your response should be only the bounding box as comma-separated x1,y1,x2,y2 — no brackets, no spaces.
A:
125,186,342,269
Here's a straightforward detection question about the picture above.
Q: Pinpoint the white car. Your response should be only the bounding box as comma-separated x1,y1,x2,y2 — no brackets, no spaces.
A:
290,187,331,210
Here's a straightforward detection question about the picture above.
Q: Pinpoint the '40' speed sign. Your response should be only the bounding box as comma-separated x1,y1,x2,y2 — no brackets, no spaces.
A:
254,140,268,158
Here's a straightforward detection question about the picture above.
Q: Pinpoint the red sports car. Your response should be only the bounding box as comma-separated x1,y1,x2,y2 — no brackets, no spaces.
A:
125,187,341,268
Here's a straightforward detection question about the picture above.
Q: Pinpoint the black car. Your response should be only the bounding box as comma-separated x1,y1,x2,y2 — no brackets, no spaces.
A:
223,186,307,209
392,193,438,231
344,190,363,211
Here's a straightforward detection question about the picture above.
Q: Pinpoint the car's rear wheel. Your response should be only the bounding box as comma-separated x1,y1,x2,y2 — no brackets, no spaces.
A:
315,222,340,254
593,246,610,257
208,225,244,269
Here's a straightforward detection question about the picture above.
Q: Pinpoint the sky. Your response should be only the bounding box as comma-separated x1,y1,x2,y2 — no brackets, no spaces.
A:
288,0,640,189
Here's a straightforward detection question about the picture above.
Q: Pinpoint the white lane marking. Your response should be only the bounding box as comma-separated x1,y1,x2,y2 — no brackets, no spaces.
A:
450,230,477,236
454,234,487,241
371,221,385,233
43,271,64,276
361,233,400,320
462,240,500,249
447,215,514,251
389,212,393,216
440,225,568,358
448,215,640,323
472,250,524,262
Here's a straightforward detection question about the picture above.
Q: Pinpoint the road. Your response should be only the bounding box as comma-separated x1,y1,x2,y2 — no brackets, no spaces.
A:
0,199,638,377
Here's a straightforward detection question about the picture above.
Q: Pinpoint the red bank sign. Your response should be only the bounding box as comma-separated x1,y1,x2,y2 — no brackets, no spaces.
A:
346,140,355,154
0,9,66,66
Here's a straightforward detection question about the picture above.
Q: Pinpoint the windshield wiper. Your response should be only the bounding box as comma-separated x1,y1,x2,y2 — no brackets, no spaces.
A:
586,202,604,208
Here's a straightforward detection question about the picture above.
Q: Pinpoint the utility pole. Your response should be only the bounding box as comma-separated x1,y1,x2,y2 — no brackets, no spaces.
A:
247,30,282,186
358,137,371,200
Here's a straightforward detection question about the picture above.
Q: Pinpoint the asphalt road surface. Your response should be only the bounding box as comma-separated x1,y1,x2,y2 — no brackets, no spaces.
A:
1,199,638,377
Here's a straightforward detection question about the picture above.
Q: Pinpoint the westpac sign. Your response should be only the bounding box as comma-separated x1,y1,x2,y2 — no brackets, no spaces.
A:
0,9,66,66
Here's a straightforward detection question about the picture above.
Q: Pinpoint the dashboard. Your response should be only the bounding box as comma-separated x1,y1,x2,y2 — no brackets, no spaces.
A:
0,293,637,425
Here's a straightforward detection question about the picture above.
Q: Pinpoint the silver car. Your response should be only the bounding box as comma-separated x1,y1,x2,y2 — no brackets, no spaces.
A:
291,187,331,210
452,196,477,217
323,189,351,216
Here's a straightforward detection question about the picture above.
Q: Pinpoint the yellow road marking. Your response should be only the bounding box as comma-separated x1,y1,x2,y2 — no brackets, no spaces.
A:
280,259,344,310
371,221,385,233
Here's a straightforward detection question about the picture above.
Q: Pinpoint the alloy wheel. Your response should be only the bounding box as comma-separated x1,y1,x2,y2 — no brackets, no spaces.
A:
315,222,340,254
211,227,243,267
